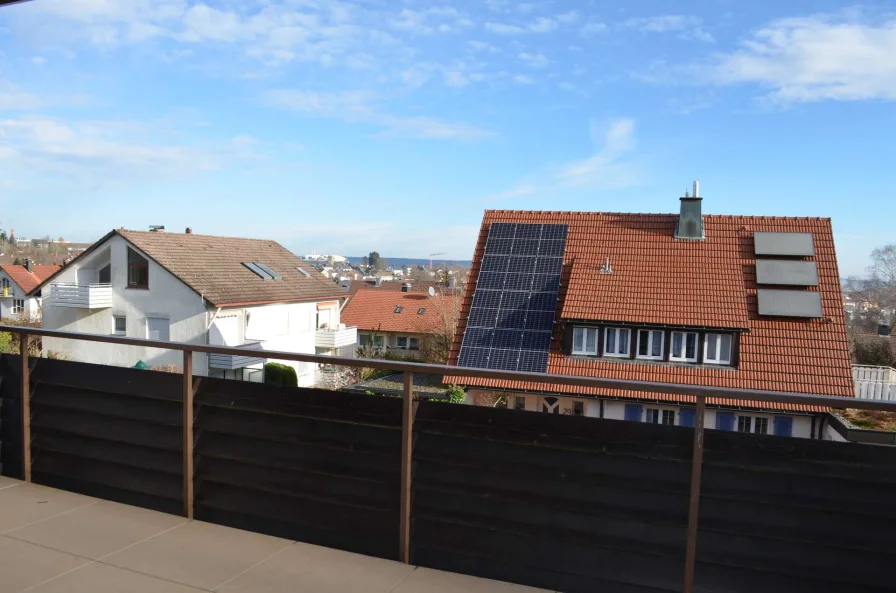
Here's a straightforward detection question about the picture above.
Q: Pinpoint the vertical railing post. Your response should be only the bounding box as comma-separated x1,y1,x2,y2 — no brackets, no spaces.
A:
399,371,414,563
683,395,706,593
183,349,194,519
19,331,31,482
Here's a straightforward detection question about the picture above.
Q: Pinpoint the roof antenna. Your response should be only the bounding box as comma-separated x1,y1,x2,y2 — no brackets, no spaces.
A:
684,188,690,198
599,257,613,275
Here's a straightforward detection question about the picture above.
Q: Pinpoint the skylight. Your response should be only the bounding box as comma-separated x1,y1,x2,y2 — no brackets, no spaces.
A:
297,267,310,277
417,308,426,315
395,305,403,313
242,262,280,280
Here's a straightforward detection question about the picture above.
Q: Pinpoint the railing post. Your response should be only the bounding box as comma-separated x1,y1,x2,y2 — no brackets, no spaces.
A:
399,371,414,563
183,349,194,519
683,395,706,593
19,331,31,482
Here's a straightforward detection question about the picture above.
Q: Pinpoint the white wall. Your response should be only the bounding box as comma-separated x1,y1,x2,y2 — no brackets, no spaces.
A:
42,235,209,374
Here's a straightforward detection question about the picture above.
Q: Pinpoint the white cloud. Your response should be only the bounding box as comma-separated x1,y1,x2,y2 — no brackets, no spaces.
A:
556,118,638,187
444,71,469,87
31,56,47,65
710,14,896,102
624,15,702,32
467,40,499,53
264,89,494,139
514,74,535,84
388,6,470,35
484,184,536,201
485,21,527,35
0,87,47,110
580,21,607,36
556,11,579,24
519,52,549,68
528,17,558,33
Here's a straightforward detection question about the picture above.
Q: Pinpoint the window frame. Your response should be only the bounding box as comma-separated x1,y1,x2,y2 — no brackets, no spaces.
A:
669,331,699,363
127,247,150,289
572,327,598,356
737,416,752,433
645,409,660,424
636,329,665,361
408,337,420,350
145,317,169,341
603,327,631,358
513,395,526,410
704,333,733,365
737,415,770,435
661,410,675,425
396,336,409,349
12,299,24,314
572,401,585,416
113,315,127,336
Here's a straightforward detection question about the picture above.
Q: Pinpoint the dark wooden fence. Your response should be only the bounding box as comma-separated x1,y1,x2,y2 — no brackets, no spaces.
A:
2,354,896,593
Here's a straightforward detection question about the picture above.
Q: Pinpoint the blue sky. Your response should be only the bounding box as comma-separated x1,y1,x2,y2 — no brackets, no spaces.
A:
0,0,894,275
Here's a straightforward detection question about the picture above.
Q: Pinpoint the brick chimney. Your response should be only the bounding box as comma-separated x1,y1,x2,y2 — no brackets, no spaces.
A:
185,227,193,234
24,258,32,273
674,181,705,241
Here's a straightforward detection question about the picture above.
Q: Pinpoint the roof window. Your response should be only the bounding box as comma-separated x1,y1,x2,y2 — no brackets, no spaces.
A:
417,307,426,315
242,262,281,280
395,305,403,313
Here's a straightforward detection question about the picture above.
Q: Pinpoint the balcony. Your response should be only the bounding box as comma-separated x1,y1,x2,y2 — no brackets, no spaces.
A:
315,324,357,349
48,282,113,309
208,340,266,370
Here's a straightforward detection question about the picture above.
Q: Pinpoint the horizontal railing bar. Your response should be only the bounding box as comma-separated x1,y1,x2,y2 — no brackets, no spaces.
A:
4,324,895,413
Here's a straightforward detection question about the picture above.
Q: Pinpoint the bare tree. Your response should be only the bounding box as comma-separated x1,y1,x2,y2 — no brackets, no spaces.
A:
419,290,462,364
845,244,896,333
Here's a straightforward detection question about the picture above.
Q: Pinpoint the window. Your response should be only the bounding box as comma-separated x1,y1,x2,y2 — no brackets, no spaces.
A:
662,410,675,425
113,316,126,336
637,330,664,360
417,308,426,315
394,306,403,313
704,333,732,365
359,334,369,346
146,317,169,341
1,278,9,290
755,417,769,435
12,299,24,314
396,336,408,349
372,335,384,348
242,262,280,280
573,401,585,416
572,327,598,355
297,267,311,277
737,416,752,433
127,248,149,289
604,327,631,357
670,332,698,362
645,409,659,424
514,396,526,410
98,264,111,284
737,415,771,434
409,337,420,350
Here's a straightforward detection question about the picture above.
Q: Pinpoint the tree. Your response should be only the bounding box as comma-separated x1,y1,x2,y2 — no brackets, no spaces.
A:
327,255,335,267
12,257,23,265
0,230,7,244
853,339,896,367
368,251,383,271
361,256,368,268
844,244,896,334
419,290,462,364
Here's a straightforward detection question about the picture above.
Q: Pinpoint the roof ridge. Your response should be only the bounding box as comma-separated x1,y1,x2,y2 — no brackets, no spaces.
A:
119,229,287,244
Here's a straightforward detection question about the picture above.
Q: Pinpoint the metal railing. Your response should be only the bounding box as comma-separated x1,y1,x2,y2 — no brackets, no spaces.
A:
47,283,113,309
3,324,896,593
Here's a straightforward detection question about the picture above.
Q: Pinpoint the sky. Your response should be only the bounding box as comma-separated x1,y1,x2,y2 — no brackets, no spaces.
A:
0,0,894,276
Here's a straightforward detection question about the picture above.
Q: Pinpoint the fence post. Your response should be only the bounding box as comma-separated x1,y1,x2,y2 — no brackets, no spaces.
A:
19,331,31,482
683,395,706,593
183,349,194,519
399,371,414,563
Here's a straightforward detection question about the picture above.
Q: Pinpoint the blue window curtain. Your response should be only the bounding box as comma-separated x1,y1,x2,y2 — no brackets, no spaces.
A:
774,416,793,437
680,408,696,427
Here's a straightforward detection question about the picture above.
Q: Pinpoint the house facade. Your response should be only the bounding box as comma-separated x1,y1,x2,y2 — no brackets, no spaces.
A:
0,261,60,320
38,228,356,385
341,289,460,359
447,185,854,440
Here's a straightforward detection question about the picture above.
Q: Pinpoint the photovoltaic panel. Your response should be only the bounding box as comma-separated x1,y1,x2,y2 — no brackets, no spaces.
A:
458,222,568,373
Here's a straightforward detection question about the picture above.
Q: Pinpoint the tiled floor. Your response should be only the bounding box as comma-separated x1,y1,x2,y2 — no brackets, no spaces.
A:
0,479,552,593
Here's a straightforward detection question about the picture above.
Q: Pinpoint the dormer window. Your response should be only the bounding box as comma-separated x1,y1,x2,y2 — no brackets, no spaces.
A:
572,327,598,355
603,327,630,357
669,331,698,362
704,333,732,365
636,329,664,360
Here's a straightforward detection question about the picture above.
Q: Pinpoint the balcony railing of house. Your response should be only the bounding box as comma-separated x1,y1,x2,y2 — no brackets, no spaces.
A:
853,364,896,402
207,340,266,370
314,324,357,349
47,282,113,309
2,324,896,593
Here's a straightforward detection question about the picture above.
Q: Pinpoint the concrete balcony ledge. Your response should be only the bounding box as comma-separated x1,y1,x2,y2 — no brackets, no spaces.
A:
315,325,357,349
47,283,113,309
0,479,551,593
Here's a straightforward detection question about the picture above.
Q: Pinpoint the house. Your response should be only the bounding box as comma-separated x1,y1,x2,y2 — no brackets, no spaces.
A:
341,289,460,359
345,279,451,295
447,184,854,440
37,228,357,385
0,260,61,320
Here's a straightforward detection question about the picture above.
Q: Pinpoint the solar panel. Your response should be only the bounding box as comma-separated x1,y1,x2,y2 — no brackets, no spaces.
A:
754,232,815,257
755,260,819,286
458,222,568,373
757,289,823,318
242,262,272,280
254,263,282,280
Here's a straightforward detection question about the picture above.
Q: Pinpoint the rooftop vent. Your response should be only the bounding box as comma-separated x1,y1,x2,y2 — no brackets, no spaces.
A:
674,181,704,241
185,227,193,234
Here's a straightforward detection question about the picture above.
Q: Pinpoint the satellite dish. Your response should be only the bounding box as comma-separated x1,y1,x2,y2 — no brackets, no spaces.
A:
428,286,436,297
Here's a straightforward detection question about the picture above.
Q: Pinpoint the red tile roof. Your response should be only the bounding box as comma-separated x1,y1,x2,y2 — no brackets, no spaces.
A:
1,265,61,294
347,280,445,296
447,210,853,413
341,290,461,334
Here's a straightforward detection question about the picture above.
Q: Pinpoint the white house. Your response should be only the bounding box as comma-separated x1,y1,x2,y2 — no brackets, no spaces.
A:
0,261,60,321
38,228,357,386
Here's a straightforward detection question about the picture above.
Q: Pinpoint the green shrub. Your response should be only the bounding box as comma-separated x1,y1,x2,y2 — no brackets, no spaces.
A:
853,340,896,367
445,384,466,404
264,362,298,387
